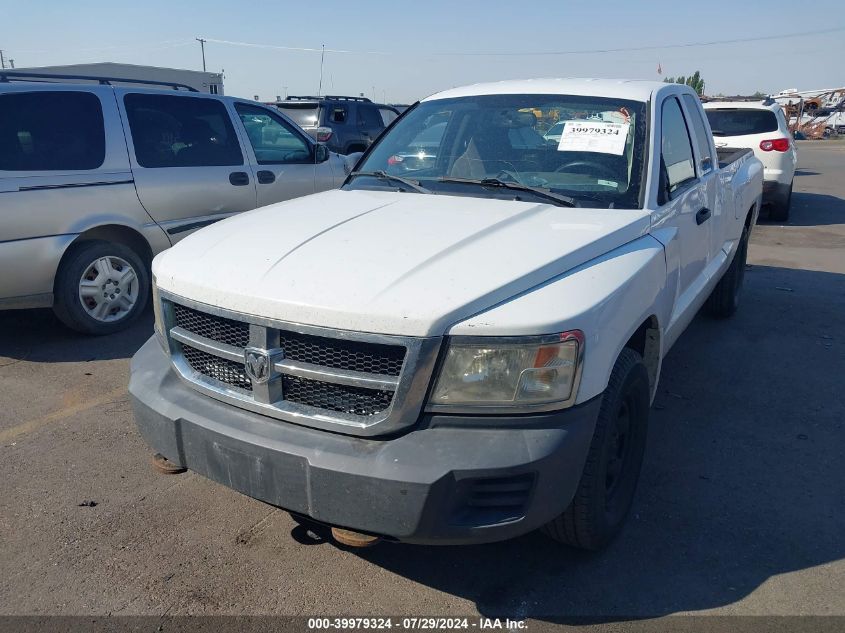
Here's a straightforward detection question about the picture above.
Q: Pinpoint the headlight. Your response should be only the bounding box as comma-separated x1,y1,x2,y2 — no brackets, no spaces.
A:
151,276,168,352
428,331,584,412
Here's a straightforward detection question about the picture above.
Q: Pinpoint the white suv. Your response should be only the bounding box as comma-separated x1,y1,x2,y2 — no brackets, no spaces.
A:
704,99,797,221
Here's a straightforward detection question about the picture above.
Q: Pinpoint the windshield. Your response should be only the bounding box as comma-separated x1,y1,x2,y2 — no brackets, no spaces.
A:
274,103,320,128
705,109,778,136
349,94,647,208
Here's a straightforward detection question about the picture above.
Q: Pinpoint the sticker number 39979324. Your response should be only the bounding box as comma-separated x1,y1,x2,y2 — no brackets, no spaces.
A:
558,121,631,156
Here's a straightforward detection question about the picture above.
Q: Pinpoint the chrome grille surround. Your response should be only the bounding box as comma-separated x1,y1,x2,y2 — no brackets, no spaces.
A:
159,290,441,437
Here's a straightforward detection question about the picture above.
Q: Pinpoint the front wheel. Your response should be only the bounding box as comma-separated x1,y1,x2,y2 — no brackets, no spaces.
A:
53,240,149,335
542,348,650,550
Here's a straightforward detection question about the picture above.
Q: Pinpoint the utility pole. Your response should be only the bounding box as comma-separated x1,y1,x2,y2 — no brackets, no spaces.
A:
0,50,6,70
195,38,207,72
283,86,288,99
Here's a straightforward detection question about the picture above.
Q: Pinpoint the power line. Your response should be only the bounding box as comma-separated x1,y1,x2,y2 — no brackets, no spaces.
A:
202,25,845,58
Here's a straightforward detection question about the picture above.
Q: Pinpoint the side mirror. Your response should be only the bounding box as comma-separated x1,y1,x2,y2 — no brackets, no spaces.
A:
699,156,713,173
314,143,330,163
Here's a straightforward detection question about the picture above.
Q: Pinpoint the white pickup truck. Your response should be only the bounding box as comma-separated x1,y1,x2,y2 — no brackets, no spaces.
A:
130,79,762,550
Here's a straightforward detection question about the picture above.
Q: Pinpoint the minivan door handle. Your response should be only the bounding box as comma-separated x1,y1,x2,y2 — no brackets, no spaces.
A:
256,170,276,184
696,207,712,225
229,171,250,186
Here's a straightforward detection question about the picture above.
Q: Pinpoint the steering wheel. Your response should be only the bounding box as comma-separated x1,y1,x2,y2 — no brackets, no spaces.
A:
555,160,619,180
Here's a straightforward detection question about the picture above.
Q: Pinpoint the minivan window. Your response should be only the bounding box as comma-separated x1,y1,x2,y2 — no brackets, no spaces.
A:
275,103,321,128
235,103,311,164
661,97,697,195
0,91,105,171
124,94,243,168
682,94,713,172
705,109,779,136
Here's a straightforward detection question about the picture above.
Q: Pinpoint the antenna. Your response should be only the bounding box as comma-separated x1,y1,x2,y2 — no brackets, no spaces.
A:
317,44,326,97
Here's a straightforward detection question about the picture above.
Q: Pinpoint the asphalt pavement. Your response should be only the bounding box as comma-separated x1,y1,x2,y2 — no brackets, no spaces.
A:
1,141,843,625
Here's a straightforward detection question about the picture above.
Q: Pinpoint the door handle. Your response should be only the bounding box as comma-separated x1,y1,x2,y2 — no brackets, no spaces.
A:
256,170,276,184
696,207,712,225
229,171,250,186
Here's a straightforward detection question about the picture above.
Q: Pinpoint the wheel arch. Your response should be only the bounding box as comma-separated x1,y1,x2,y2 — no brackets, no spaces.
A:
622,315,662,402
55,224,154,289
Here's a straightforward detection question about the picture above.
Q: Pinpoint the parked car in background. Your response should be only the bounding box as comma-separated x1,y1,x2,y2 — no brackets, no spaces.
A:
131,78,762,551
270,95,400,155
0,72,350,334
703,99,797,221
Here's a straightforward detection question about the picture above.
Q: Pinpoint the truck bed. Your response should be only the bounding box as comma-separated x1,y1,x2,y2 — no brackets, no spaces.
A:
717,147,753,169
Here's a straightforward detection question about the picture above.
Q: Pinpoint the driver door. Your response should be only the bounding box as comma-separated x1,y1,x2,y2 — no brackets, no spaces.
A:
232,102,317,207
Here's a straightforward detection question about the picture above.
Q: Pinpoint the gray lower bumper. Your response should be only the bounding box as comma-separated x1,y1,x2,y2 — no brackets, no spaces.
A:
129,337,601,545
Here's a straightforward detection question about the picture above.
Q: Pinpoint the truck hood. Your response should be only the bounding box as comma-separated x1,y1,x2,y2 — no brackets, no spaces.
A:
154,189,651,336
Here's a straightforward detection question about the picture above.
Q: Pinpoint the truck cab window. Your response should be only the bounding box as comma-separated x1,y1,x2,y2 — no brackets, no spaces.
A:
682,94,713,173
661,97,696,196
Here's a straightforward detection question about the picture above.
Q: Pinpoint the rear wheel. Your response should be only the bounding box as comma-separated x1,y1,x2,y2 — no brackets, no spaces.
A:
53,240,149,335
769,182,792,222
542,348,650,550
706,223,749,319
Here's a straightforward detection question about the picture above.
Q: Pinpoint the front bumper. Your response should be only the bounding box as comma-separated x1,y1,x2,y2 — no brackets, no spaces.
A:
129,337,601,545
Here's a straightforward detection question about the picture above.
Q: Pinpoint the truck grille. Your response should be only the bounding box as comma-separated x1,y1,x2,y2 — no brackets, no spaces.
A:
173,303,249,348
161,295,439,435
182,345,253,392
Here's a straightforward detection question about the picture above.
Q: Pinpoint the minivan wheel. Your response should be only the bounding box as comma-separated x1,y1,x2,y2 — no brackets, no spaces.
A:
541,348,650,550
53,240,149,335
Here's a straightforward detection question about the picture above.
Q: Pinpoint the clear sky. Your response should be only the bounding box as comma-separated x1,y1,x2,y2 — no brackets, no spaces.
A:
2,0,843,103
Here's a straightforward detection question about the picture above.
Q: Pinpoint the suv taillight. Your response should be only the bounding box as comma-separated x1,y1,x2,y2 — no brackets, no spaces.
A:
760,138,790,152
315,126,333,143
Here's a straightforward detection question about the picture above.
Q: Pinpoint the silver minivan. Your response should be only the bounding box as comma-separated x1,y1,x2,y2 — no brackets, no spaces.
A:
0,73,350,334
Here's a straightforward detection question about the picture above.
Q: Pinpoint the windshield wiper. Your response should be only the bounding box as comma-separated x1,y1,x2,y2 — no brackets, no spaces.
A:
349,170,432,194
435,177,577,208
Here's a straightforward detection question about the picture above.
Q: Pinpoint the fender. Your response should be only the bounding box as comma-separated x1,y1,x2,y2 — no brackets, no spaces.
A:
449,235,673,404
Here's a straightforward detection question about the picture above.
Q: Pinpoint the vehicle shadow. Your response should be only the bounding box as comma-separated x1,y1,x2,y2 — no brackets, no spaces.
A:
340,264,845,620
757,191,845,227
0,306,153,363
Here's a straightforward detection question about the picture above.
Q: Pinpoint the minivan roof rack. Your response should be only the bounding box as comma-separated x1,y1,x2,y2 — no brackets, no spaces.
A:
0,71,198,92
283,95,372,103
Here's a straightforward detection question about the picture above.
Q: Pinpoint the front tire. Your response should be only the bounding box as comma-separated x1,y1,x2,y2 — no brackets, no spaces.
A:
542,348,650,550
53,240,149,335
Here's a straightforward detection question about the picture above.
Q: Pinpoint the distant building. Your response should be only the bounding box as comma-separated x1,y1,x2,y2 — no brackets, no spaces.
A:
8,62,224,94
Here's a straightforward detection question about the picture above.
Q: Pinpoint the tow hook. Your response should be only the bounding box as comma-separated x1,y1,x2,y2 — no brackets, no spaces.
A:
331,527,382,548
151,453,187,475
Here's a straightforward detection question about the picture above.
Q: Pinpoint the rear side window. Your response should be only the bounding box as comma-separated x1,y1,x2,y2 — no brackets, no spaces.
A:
358,105,384,129
661,97,696,196
275,103,321,128
124,93,243,168
704,109,778,136
682,94,713,172
0,91,105,171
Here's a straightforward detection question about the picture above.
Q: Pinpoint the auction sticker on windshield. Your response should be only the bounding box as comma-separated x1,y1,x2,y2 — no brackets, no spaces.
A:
558,121,630,155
